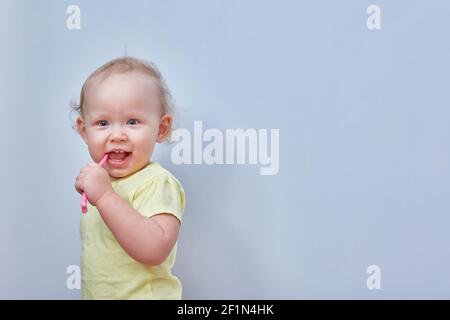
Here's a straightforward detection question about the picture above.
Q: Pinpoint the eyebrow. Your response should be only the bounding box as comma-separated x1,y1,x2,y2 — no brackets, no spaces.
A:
90,110,147,118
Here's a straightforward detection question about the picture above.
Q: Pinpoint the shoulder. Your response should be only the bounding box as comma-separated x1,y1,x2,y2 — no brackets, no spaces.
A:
133,163,185,195
131,163,186,218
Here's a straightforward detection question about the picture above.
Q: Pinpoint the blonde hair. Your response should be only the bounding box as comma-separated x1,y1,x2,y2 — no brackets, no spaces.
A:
70,56,176,138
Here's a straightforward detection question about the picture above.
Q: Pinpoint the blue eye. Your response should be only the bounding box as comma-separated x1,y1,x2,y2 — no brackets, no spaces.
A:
97,120,108,126
127,119,139,125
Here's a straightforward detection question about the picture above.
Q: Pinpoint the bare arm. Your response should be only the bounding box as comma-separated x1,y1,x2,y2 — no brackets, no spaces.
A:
95,190,180,266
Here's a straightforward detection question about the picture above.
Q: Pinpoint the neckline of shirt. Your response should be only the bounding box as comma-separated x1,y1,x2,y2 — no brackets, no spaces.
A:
110,161,160,185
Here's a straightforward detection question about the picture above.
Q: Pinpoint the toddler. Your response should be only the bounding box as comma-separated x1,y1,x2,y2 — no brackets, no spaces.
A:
72,56,185,299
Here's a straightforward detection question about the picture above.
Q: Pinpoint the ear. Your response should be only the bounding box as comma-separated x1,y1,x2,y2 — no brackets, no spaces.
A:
76,116,88,144
156,114,173,143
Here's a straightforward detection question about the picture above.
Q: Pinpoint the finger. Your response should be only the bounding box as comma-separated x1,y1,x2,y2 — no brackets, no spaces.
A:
74,181,84,194
74,182,80,194
76,173,85,180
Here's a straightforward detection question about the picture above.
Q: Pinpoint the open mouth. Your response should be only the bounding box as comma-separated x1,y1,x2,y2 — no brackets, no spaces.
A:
107,151,131,166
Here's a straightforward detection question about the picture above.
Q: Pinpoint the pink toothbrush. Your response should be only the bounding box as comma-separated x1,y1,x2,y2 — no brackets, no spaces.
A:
81,153,109,214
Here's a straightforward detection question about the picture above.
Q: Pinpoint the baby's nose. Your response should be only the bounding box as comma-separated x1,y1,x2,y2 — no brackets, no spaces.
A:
109,125,127,141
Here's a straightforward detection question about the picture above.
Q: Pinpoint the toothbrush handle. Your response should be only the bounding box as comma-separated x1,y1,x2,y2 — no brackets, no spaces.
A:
81,154,109,214
81,193,88,214
99,154,109,166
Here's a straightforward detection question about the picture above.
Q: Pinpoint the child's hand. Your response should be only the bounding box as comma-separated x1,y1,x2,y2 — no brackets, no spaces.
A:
75,162,113,206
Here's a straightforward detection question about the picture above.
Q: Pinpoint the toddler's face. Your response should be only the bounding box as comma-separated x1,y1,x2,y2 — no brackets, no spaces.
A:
76,71,172,180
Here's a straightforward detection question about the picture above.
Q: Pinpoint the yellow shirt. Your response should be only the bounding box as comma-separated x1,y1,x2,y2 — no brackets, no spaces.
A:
80,162,186,299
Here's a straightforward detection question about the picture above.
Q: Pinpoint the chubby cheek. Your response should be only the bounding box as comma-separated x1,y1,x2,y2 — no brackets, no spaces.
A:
86,132,108,161
87,143,104,162
132,133,157,160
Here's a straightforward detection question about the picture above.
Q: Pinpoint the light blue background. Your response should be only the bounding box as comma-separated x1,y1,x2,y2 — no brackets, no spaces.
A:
1,0,449,299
